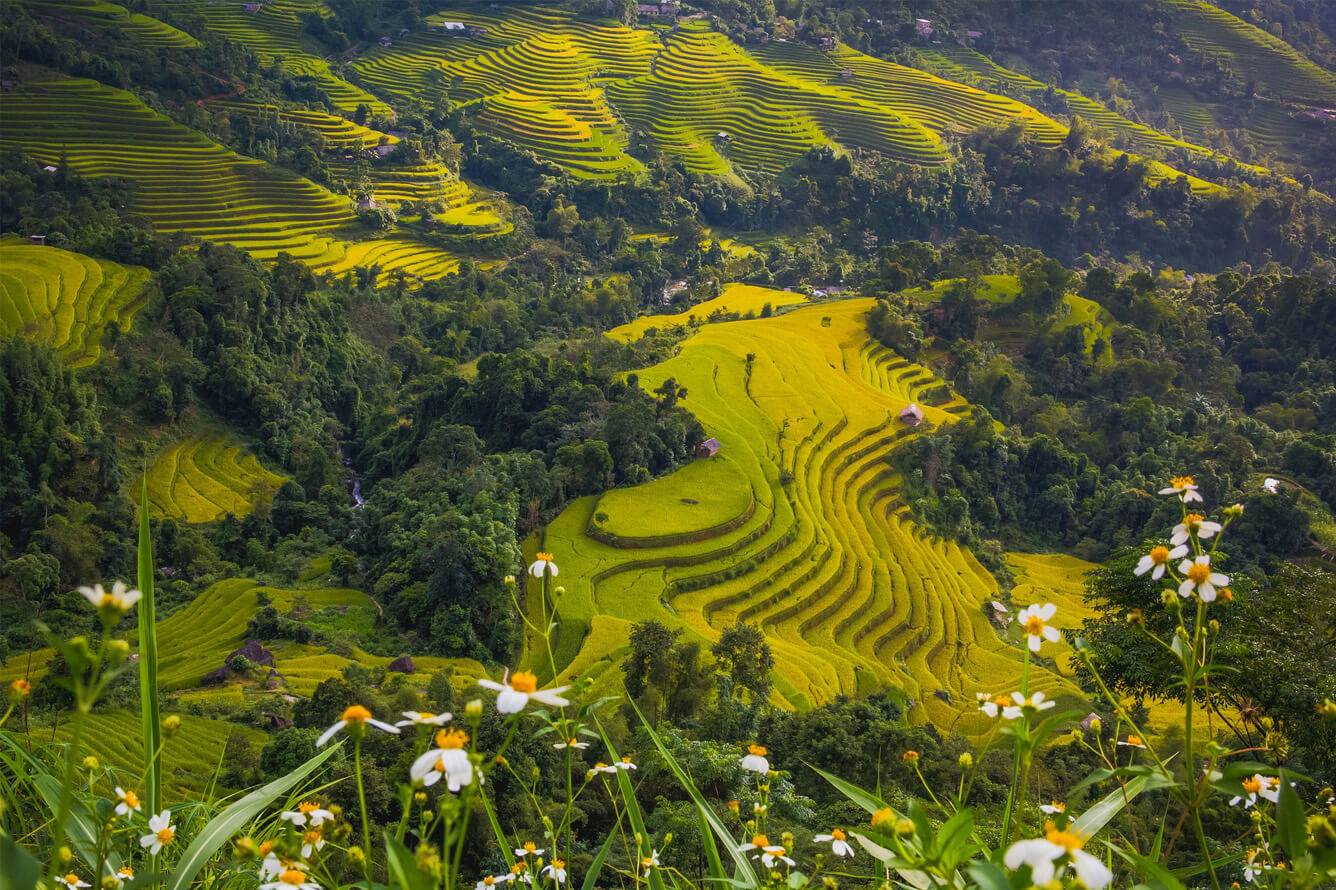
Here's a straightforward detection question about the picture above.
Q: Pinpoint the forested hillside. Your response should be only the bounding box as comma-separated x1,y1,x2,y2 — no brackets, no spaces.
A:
1,1,1334,888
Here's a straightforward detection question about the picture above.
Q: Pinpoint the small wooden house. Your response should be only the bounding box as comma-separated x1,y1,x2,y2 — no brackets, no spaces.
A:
29,234,47,246
696,437,722,459
898,403,924,427
915,18,934,38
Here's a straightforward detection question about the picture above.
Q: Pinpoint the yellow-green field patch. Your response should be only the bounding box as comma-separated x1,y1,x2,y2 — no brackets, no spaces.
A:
142,434,286,523
606,282,807,343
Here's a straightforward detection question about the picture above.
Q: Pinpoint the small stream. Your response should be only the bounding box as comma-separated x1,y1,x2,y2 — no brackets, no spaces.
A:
343,451,366,509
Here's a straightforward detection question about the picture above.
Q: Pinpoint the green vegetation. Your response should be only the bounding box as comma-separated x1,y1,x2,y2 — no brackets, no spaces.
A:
22,0,198,49
141,433,287,524
0,239,148,366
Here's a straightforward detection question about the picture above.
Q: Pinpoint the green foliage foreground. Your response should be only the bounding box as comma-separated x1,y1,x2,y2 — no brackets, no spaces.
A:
2,481,1335,890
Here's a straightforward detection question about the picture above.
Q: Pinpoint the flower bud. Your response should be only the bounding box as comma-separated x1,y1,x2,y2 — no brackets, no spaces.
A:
822,878,838,889
1223,503,1244,519
1318,699,1336,719
9,678,31,700
106,639,130,664
1208,619,1220,634
347,845,366,865
234,836,257,858
1218,587,1234,602
1160,590,1178,608
1126,608,1144,626
163,714,182,736
901,750,919,764
895,819,915,837
59,846,73,866
958,752,973,769
554,586,566,598
328,804,343,816
503,575,516,586
727,799,739,813
664,832,674,844
465,699,483,719
102,877,120,890
414,791,427,805
82,756,100,771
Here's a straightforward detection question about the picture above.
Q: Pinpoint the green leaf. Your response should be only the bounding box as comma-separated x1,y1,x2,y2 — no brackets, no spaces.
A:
384,831,435,890
966,861,1013,890
0,832,40,890
1073,774,1173,839
593,716,671,890
695,805,728,887
1276,771,1305,861
807,763,896,817
34,774,123,878
137,476,162,817
581,815,622,890
623,702,756,888
166,743,340,890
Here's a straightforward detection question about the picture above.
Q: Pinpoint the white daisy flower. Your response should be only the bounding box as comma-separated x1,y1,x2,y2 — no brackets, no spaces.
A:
1159,475,1203,503
478,670,570,714
515,841,545,858
760,845,795,869
301,829,325,859
476,874,513,890
553,737,589,750
614,756,637,770
814,828,854,857
738,834,771,853
1004,826,1112,890
396,710,453,728
78,581,142,615
1134,544,1188,580
280,801,335,828
1116,734,1147,749
316,704,401,746
1002,691,1056,720
528,552,558,578
56,874,90,889
1017,603,1061,653
1177,554,1229,602
259,853,286,881
1230,774,1280,808
640,851,660,876
139,809,175,856
541,860,567,884
977,692,1010,718
1170,513,1223,546
410,728,475,791
262,867,322,890
114,786,141,817
740,743,770,773
1242,848,1265,883
1040,801,1066,815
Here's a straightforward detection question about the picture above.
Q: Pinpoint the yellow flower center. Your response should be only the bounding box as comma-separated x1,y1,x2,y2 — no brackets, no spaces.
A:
524,842,538,853
64,875,80,885
1150,546,1170,564
298,801,319,814
1243,776,1262,793
1219,587,1234,602
1024,615,1046,636
751,834,770,847
641,857,655,868
1049,801,1065,812
902,750,919,762
259,840,274,855
280,869,308,886
831,828,846,841
11,678,31,695
118,868,134,878
747,743,767,756
483,878,495,887
567,738,578,746
1044,822,1085,852
509,671,539,694
156,826,174,844
1187,562,1211,584
303,829,321,844
1185,513,1204,528
553,859,565,869
1170,475,1195,490
341,704,372,723
1126,735,1143,747
870,807,895,828
993,695,1009,707
621,756,633,763
122,790,139,808
536,552,553,563
435,728,469,749
100,593,117,607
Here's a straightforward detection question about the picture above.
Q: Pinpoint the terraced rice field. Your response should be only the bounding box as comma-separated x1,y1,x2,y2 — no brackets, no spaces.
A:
212,100,396,150
536,294,1084,728
606,282,808,343
0,578,484,696
1162,0,1336,105
40,710,268,799
143,434,287,524
306,237,463,281
22,0,198,48
0,75,357,262
149,0,391,115
919,45,1253,191
0,240,149,366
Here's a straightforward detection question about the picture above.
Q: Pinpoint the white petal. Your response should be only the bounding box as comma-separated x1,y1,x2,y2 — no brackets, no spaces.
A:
1178,579,1195,597
1198,584,1216,602
315,720,346,747
1070,850,1113,890
1169,545,1188,559
1043,625,1061,642
495,688,528,713
1151,564,1166,580
476,679,505,692
1209,572,1229,586
1037,603,1056,620
367,719,402,734
1027,634,1042,653
1134,557,1153,576
531,689,570,707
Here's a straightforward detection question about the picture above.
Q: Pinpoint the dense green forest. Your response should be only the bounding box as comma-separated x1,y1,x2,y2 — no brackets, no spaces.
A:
1,0,1334,888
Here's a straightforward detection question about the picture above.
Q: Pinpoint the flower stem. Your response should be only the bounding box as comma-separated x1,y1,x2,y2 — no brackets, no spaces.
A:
354,736,372,884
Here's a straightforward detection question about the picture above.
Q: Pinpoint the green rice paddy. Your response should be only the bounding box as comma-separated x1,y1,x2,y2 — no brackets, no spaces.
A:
142,434,287,524
534,293,1086,728
0,239,149,366
23,0,199,48
606,282,809,343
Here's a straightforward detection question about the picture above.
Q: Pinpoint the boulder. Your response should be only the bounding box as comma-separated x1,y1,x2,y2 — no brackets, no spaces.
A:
226,639,276,668
387,655,415,674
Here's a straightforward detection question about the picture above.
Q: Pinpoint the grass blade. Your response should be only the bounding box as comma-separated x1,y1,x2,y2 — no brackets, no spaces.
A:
580,814,623,890
592,716,669,890
0,831,41,890
165,743,340,890
34,774,124,878
137,476,162,816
